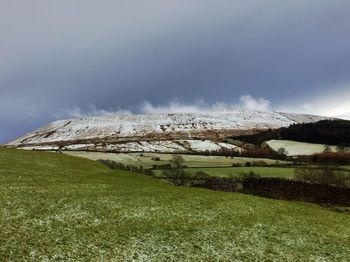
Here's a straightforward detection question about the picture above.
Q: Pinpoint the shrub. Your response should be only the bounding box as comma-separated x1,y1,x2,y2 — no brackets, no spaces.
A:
98,159,119,169
323,145,331,153
251,160,268,167
189,171,210,185
276,147,288,160
192,171,210,179
238,171,261,180
162,169,191,186
239,148,281,160
144,169,155,176
245,161,252,167
170,154,185,168
98,159,155,176
294,166,350,187
310,152,350,165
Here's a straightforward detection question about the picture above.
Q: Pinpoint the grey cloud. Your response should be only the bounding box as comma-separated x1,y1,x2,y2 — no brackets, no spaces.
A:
140,95,271,114
1,0,350,142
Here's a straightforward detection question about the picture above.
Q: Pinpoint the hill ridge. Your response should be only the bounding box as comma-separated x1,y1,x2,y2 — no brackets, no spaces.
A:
6,110,330,153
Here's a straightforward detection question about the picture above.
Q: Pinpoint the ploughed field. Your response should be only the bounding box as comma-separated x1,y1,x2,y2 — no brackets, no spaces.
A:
1,148,350,261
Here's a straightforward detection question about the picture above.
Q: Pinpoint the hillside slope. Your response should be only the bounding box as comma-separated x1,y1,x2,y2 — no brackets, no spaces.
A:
339,113,350,120
5,110,328,153
1,148,349,260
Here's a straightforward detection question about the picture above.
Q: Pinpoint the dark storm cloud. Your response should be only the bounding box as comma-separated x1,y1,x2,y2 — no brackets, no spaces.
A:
1,0,350,143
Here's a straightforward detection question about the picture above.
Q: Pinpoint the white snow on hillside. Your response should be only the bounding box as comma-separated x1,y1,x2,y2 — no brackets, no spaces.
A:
338,113,350,120
20,140,240,153
7,111,328,149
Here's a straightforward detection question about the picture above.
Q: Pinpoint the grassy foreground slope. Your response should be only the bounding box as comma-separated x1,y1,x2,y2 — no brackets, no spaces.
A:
1,149,350,261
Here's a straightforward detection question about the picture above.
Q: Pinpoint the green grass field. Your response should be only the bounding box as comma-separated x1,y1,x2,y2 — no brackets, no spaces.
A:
1,148,350,261
154,167,296,178
64,151,287,168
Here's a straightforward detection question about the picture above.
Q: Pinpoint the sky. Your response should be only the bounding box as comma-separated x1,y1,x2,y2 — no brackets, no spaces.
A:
1,0,350,143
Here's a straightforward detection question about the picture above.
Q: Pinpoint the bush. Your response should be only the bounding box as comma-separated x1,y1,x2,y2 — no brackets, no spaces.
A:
238,171,261,180
170,154,185,168
162,169,191,186
151,164,172,170
189,171,210,184
277,147,288,160
251,160,269,167
239,148,281,160
294,166,350,187
192,171,210,179
98,159,119,169
98,159,155,176
245,161,252,167
310,152,350,165
144,169,155,176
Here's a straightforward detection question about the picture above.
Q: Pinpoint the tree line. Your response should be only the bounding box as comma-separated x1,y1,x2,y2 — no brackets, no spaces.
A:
230,119,350,146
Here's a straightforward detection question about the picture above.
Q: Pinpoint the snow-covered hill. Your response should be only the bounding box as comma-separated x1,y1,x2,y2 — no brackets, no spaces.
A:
6,110,329,153
338,113,350,120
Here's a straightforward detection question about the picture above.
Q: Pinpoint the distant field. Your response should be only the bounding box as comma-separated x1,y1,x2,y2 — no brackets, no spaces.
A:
1,148,350,260
64,151,287,168
266,140,338,156
155,167,296,178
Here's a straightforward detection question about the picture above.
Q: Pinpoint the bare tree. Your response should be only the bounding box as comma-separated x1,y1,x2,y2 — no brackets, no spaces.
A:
170,154,185,168
277,147,288,160
163,155,188,186
336,145,345,153
323,145,331,152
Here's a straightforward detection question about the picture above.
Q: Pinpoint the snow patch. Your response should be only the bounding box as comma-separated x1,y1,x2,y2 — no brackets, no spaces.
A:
266,140,340,156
